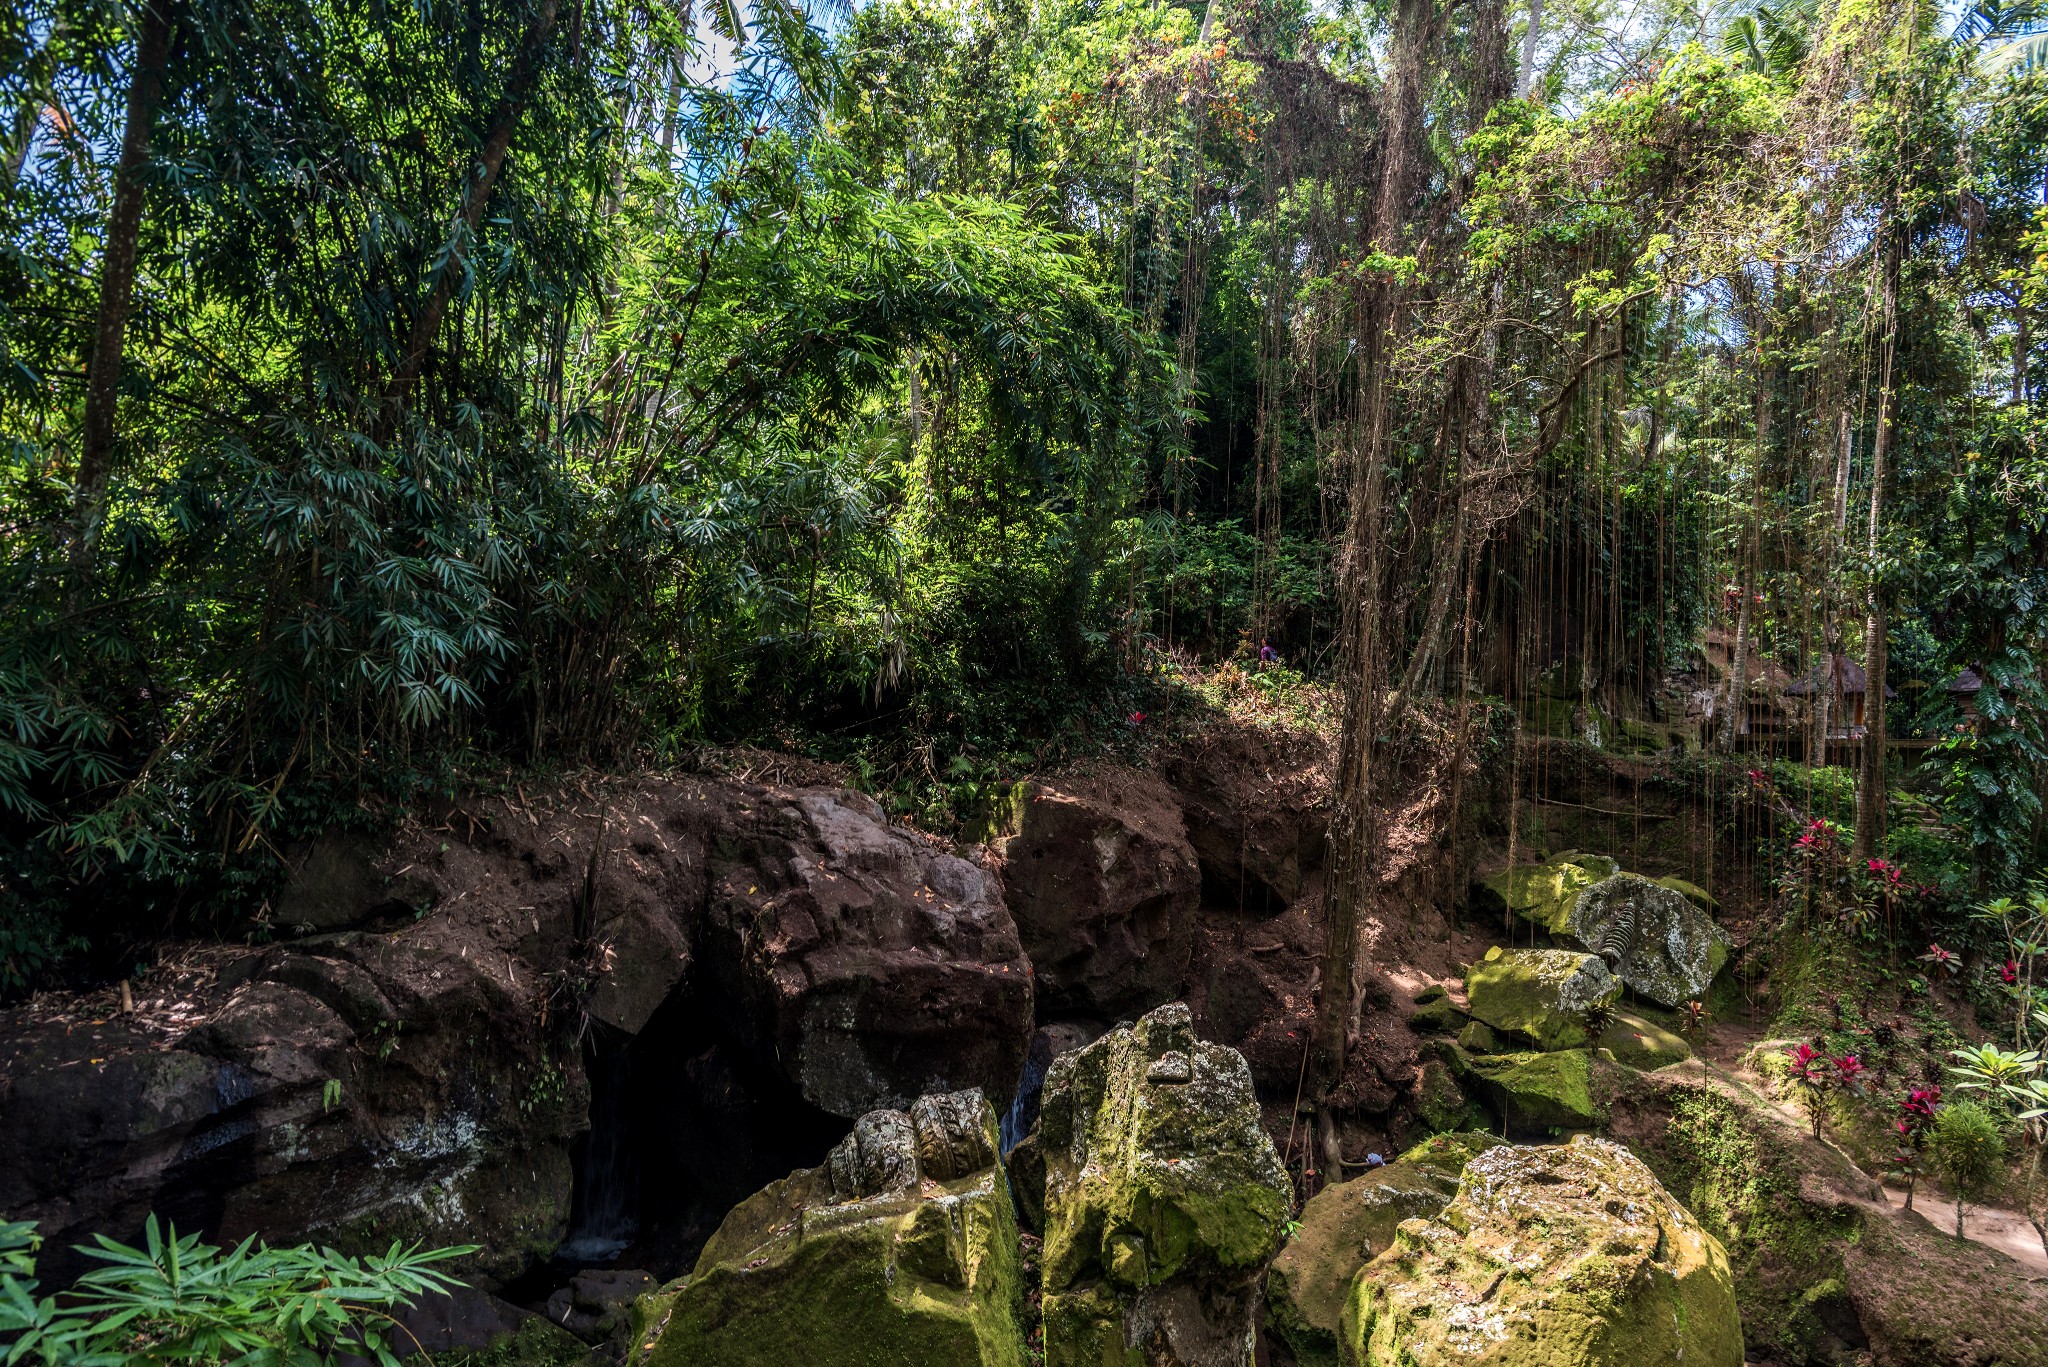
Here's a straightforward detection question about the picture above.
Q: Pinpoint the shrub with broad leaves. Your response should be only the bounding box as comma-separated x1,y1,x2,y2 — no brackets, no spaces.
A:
0,1215,472,1366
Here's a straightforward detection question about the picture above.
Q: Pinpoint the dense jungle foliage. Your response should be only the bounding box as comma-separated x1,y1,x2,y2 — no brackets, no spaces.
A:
2,0,2046,987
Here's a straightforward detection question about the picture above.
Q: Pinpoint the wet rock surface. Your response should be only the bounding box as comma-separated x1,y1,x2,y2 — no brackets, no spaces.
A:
636,1089,1023,1367
1347,1136,1743,1367
1036,1003,1291,1367
543,1269,656,1356
0,932,585,1290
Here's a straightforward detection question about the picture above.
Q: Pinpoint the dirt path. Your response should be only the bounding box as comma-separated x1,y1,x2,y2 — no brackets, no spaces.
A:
1700,1046,2048,1277
1880,1184,2048,1273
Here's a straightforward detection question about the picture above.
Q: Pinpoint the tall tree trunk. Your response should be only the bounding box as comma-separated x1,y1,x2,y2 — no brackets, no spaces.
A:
1393,0,1513,716
1517,0,1543,99
1721,292,1774,752
385,0,563,408
2016,286,2029,406
1312,0,1443,1182
1813,412,1851,765
1853,231,1900,863
68,0,174,587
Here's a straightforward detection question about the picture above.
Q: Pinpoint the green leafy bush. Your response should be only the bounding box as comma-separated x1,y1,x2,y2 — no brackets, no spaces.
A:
1928,1101,2006,1239
0,1216,472,1366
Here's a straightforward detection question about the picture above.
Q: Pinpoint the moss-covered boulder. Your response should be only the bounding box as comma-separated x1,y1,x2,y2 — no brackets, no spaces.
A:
1472,855,1617,933
1455,1021,1501,1053
1408,992,1469,1035
1266,1134,1505,1367
1598,1011,1691,1071
1037,1003,1290,1367
1344,1137,1743,1367
1464,948,1619,1051
1465,1049,1597,1132
1653,874,1717,910
1473,857,1731,1010
637,1090,1022,1367
1565,873,1732,1008
1415,1056,1487,1133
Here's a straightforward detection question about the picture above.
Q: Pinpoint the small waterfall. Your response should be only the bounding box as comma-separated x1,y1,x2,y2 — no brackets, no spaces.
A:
559,1041,638,1264
1000,1022,1100,1155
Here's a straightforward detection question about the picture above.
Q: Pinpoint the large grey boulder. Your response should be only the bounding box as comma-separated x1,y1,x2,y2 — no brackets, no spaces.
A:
1036,1004,1291,1367
1474,856,1730,1008
1565,873,1731,1007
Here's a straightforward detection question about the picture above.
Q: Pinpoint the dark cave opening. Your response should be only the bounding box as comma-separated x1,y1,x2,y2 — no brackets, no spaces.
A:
552,980,849,1283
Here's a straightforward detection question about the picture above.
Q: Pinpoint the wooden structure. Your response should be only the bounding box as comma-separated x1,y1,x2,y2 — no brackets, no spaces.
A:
1783,652,1892,739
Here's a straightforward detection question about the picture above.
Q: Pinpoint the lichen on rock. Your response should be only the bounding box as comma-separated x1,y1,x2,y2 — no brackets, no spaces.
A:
1464,948,1619,1051
1036,1003,1290,1367
1266,1134,1506,1367
1474,856,1732,1010
1344,1136,1743,1367
636,1089,1023,1367
1473,854,1617,933
1566,873,1732,1008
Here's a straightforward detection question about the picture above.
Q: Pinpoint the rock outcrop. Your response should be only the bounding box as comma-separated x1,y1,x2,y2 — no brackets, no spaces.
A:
1407,985,1468,1036
0,775,1034,1288
1475,854,1616,930
1463,948,1619,1051
998,772,1202,1017
0,934,586,1290
1597,1010,1691,1070
1266,1134,1505,1367
1158,728,1329,910
1565,873,1730,1008
1036,1004,1290,1367
1346,1136,1743,1366
1474,856,1731,1008
701,786,1034,1116
636,1089,1022,1367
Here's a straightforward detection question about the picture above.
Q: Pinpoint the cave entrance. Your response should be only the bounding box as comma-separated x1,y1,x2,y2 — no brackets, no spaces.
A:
555,980,849,1281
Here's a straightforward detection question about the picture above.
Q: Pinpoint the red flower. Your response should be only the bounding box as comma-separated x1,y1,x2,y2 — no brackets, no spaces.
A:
1919,943,1958,974
1897,1087,1941,1136
1833,1054,1865,1086
1127,711,1146,725
1786,1042,1827,1084
2002,960,2020,985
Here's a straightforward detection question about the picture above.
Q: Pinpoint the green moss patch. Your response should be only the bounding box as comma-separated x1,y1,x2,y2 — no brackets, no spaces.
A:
1464,949,1620,1051
1599,1011,1692,1071
1466,1049,1598,1132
